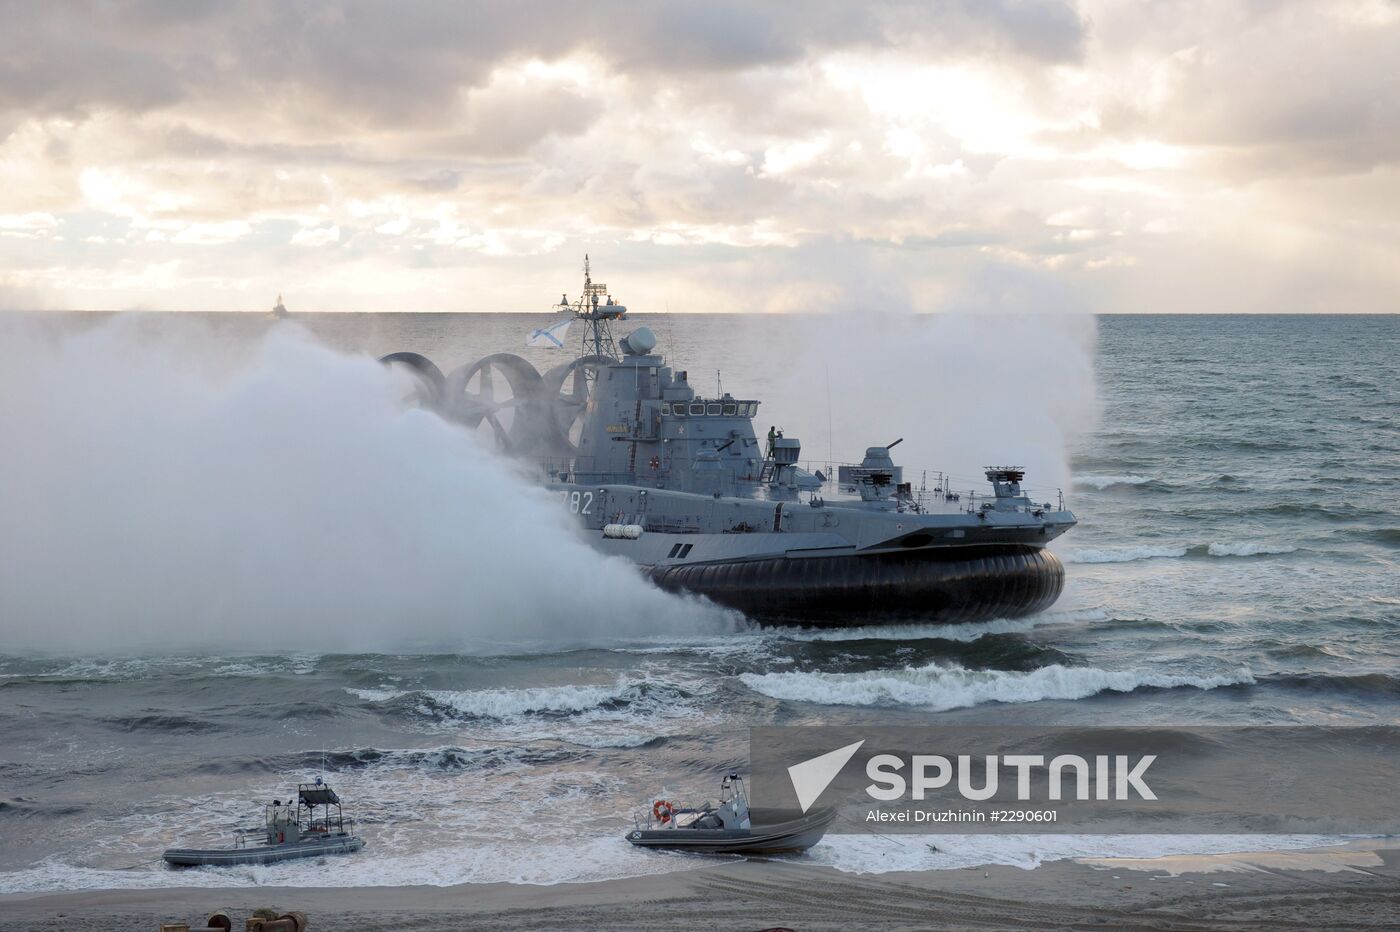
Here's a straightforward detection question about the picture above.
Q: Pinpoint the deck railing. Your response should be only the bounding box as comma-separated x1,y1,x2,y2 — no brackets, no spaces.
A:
525,456,1065,513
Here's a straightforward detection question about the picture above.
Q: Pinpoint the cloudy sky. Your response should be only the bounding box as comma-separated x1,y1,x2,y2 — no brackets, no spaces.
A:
2,0,1396,313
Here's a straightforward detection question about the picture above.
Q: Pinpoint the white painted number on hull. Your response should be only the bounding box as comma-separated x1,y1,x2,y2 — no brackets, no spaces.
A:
562,491,593,515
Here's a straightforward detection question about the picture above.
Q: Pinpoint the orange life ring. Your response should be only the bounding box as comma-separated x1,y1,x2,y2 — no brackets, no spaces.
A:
652,799,675,824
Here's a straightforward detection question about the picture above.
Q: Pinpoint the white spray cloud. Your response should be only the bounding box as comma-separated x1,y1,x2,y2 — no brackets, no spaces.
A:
0,315,740,654
762,261,1099,498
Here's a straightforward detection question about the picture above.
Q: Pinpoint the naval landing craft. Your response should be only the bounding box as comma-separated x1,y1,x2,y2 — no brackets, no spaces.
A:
382,259,1076,626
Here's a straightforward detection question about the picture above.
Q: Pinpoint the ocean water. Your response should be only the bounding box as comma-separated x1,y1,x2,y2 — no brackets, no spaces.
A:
0,312,1396,892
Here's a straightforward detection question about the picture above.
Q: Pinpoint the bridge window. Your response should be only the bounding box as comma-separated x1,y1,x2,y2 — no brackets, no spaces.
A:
689,403,705,416
706,403,721,415
722,403,737,416
661,403,671,416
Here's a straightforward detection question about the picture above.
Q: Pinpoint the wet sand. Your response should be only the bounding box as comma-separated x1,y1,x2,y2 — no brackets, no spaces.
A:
4,842,1399,931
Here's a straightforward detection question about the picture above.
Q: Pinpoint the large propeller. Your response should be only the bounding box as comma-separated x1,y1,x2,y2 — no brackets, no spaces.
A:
540,355,612,455
444,353,543,453
381,350,614,457
380,352,446,409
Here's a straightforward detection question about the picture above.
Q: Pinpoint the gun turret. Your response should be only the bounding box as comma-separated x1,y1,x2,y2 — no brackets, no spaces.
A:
837,444,905,503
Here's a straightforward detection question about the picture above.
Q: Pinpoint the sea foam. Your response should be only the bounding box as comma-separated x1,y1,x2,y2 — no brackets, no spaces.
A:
1205,541,1298,557
1074,474,1154,490
1062,546,1188,564
350,679,655,719
738,663,1254,711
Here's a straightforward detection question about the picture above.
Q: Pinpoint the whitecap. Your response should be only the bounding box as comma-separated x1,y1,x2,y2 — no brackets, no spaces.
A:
1206,542,1298,557
1062,546,1187,564
737,663,1254,711
779,609,1108,644
349,681,640,718
1074,474,1154,490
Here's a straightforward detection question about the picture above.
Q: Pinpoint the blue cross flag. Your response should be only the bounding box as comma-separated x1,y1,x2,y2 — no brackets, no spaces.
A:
526,317,573,349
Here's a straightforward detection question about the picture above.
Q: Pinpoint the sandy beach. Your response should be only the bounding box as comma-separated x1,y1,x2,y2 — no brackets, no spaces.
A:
4,842,1398,931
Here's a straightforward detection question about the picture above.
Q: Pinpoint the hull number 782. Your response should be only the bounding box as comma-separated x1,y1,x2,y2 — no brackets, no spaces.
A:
562,490,594,515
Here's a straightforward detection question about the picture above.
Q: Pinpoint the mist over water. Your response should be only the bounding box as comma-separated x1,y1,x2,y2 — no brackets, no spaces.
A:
759,265,1098,496
0,315,739,654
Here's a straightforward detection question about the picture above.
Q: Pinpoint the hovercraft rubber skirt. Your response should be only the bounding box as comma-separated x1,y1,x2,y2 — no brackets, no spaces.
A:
648,546,1063,625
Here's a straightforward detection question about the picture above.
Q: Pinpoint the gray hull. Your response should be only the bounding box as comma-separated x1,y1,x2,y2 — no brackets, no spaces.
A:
626,809,835,854
163,834,364,867
648,546,1064,624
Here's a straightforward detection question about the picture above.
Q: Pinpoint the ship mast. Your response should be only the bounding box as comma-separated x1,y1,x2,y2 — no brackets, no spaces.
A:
562,254,622,360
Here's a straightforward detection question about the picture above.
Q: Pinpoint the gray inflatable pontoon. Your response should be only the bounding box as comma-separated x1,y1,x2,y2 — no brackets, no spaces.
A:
163,779,364,868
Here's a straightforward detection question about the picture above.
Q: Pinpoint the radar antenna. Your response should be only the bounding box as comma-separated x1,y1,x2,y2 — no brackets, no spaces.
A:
563,254,624,360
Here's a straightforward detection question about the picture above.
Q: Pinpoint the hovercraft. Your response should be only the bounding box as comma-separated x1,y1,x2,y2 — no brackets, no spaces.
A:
381,257,1077,626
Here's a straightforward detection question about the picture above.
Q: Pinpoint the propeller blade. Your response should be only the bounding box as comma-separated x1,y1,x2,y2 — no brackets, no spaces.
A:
486,413,510,449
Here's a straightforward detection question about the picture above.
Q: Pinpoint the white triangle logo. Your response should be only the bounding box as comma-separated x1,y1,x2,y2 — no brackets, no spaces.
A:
787,740,865,813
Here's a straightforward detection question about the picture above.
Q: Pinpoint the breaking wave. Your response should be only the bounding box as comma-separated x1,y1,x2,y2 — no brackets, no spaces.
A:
348,679,690,721
738,663,1254,711
1204,541,1298,557
781,617,1053,644
1074,474,1153,490
1062,546,1188,564
1063,542,1298,563
318,745,580,772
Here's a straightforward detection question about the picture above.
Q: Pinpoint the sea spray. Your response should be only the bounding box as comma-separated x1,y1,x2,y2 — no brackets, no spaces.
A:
752,262,1098,495
0,315,741,653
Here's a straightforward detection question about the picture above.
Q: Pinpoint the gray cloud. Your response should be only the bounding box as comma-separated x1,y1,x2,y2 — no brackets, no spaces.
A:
0,0,1396,314
1,1,1085,125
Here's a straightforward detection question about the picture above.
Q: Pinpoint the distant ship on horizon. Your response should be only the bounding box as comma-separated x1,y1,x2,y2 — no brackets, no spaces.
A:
268,294,289,319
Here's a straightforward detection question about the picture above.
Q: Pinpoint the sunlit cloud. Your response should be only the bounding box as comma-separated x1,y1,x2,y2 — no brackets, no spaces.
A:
0,1,1395,312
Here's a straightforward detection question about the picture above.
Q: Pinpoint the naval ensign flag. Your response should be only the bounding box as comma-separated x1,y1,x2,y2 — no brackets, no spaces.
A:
526,318,573,349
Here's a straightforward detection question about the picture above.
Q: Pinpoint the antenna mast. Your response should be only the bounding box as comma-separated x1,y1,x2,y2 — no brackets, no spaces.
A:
565,254,623,360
